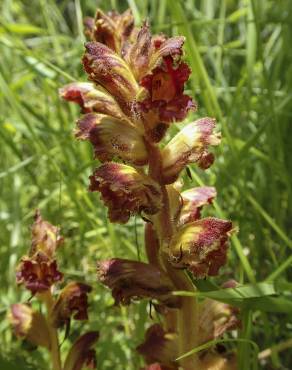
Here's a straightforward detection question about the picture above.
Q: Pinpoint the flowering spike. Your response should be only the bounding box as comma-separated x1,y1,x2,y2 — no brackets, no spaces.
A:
51,282,92,328
89,163,162,223
161,118,221,184
76,113,148,165
9,304,51,349
97,258,179,307
168,217,233,278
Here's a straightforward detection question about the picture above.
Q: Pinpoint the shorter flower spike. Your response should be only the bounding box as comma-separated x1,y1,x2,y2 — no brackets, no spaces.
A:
51,282,92,328
30,209,63,258
9,304,50,349
161,118,221,184
76,113,148,165
168,218,233,278
16,252,63,294
63,331,99,370
137,324,178,369
97,258,179,307
89,163,162,223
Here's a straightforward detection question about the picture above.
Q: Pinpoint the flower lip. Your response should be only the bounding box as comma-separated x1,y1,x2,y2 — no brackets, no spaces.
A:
89,163,162,224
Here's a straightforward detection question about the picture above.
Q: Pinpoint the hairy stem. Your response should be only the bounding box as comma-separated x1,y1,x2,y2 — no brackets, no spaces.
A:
42,291,62,370
146,142,200,369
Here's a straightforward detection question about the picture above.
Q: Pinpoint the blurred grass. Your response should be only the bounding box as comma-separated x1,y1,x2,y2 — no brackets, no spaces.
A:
0,0,291,369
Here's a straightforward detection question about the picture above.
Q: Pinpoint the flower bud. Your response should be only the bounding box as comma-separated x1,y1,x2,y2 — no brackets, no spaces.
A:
63,331,99,370
89,163,162,223
93,9,134,52
179,186,217,225
30,209,63,258
9,304,50,349
137,324,178,368
76,113,148,165
97,258,179,307
161,118,221,184
51,282,92,328
16,252,63,294
83,42,139,111
168,217,233,278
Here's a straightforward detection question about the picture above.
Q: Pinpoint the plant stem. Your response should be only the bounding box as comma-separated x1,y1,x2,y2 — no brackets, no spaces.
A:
146,142,200,369
42,291,62,370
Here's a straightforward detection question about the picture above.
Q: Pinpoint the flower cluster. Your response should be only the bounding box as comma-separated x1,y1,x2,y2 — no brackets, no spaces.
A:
60,8,238,370
9,211,97,370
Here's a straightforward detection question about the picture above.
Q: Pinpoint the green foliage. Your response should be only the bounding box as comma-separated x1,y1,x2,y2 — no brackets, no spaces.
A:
0,0,291,369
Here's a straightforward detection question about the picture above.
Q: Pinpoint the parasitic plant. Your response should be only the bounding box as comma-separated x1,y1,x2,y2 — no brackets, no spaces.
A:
9,210,98,370
60,8,239,370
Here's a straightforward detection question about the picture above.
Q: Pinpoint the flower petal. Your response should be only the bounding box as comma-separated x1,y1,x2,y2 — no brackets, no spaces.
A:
168,217,233,278
63,331,99,370
16,252,63,293
97,258,179,307
51,282,92,328
30,209,63,258
9,304,50,349
161,118,221,184
179,186,217,225
89,163,162,223
137,324,178,368
76,113,148,165
59,82,126,119
83,42,139,111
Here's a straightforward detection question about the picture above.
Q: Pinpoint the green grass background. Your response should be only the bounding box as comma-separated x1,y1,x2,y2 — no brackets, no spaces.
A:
0,0,291,369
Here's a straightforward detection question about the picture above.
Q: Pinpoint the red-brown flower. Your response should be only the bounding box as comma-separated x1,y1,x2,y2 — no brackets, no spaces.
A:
161,118,221,184
89,163,162,223
168,217,233,278
76,113,148,165
51,282,92,328
137,324,178,369
97,258,179,307
16,252,63,294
